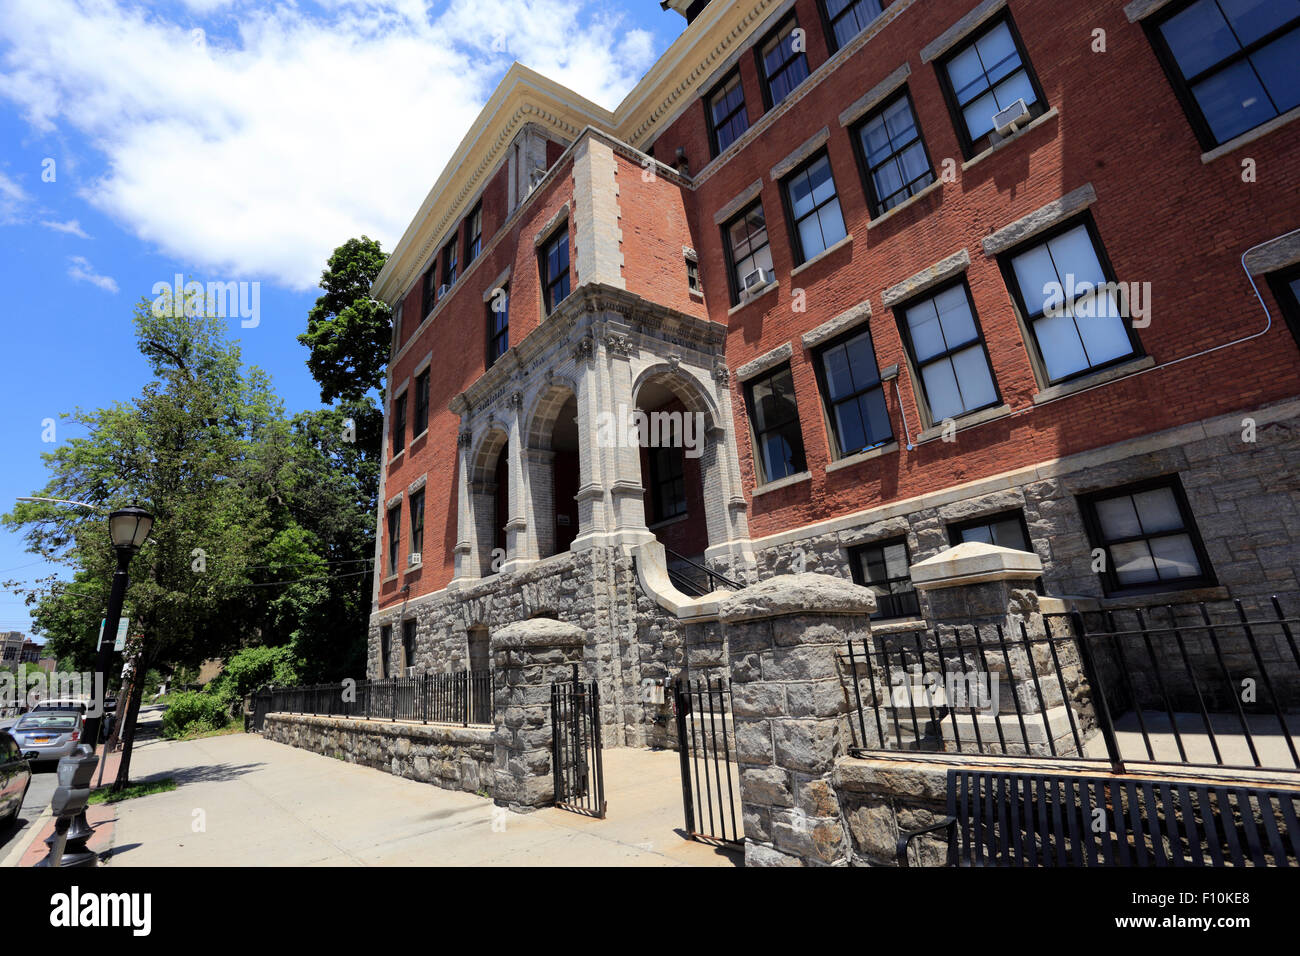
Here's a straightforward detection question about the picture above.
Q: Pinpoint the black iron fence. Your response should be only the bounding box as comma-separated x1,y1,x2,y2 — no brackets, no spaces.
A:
842,595,1300,776
253,672,494,728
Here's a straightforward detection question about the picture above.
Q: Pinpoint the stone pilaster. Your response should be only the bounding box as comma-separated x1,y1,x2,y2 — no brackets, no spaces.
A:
721,573,876,866
490,618,586,811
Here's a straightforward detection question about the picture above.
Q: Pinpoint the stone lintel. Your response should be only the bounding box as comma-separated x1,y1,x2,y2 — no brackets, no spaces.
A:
981,184,1097,257
882,249,971,308
719,572,877,624
910,541,1042,591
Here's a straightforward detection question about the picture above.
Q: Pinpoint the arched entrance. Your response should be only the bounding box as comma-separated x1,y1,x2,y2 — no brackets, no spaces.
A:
633,377,708,561
526,383,581,560
469,428,510,576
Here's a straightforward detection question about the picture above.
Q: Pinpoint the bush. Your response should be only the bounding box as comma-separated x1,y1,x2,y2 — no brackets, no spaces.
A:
162,690,231,739
210,645,302,707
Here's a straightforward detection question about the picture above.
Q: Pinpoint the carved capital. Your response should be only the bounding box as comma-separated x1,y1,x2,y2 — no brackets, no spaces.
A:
457,430,473,449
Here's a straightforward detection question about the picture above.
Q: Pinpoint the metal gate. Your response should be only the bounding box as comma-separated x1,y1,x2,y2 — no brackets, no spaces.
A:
550,667,606,818
674,675,742,846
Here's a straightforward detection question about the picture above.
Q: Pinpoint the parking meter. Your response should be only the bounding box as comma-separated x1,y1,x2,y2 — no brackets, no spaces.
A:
37,745,100,868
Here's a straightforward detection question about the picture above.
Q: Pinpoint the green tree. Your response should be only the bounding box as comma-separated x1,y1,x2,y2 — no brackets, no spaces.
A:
297,236,391,406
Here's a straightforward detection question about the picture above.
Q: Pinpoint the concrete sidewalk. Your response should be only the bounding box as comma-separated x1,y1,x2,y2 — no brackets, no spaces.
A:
99,730,741,866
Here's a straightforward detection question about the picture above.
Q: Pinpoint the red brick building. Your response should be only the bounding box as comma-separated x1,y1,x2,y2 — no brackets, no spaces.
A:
366,0,1300,744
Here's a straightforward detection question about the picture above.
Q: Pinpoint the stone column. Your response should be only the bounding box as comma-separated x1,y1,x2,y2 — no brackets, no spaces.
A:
909,541,1081,756
721,573,876,867
490,618,586,812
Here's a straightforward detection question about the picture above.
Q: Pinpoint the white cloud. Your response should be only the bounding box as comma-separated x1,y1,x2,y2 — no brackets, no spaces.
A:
0,0,661,291
0,169,27,224
41,218,90,238
67,255,118,293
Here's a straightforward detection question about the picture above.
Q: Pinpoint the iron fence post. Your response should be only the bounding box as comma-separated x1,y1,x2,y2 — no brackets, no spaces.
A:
1070,610,1125,773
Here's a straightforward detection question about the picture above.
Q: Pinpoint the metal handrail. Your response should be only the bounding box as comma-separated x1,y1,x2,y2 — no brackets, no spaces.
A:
662,546,741,593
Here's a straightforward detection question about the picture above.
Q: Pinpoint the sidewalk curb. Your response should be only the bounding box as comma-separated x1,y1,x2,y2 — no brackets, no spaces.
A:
1,806,51,868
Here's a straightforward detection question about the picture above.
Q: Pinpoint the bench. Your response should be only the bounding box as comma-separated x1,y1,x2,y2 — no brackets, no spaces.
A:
896,768,1300,866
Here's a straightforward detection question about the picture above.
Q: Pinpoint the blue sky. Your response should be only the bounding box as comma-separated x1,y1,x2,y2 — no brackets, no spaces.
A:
0,0,682,638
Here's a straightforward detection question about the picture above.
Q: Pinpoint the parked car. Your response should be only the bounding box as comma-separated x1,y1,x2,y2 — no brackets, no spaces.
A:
1,732,32,827
8,711,84,764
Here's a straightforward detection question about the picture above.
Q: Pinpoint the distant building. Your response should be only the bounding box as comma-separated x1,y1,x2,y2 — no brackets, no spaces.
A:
1,632,24,666
20,639,41,664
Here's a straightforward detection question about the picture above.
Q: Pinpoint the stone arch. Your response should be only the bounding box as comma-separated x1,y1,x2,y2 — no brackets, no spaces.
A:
524,381,581,559
630,364,728,556
469,425,510,576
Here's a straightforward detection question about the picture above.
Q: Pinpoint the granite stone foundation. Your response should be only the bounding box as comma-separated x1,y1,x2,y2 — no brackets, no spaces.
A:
263,712,494,796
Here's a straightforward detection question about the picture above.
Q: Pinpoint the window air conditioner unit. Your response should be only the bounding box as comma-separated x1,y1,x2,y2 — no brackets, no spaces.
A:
993,98,1030,136
741,268,772,297
409,552,422,567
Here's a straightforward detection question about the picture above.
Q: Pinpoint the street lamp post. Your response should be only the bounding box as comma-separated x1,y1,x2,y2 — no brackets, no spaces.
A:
38,505,152,868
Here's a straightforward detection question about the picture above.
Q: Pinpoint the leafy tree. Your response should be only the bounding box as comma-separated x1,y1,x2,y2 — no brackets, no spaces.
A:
297,236,391,406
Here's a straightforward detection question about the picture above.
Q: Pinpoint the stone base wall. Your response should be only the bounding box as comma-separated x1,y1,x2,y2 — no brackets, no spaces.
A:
748,402,1300,605
263,713,494,796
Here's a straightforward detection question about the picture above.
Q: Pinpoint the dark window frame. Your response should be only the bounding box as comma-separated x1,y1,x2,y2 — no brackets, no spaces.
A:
1078,475,1217,597
686,256,702,294
380,624,392,677
391,391,407,456
386,506,401,576
779,149,846,266
465,201,483,264
705,66,750,157
812,324,894,459
486,284,510,368
743,361,809,485
848,536,921,621
441,235,459,290
409,489,425,559
539,225,571,314
817,0,884,54
996,212,1145,388
647,445,688,525
402,619,417,672
946,508,1033,551
1265,262,1300,350
722,199,774,306
421,266,436,319
754,12,811,111
934,10,1049,159
850,86,937,218
892,275,1002,428
413,370,430,438
1143,0,1300,151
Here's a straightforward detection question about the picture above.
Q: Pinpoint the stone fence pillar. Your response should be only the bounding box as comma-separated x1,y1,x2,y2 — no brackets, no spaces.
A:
910,541,1084,756
721,573,877,867
490,618,586,812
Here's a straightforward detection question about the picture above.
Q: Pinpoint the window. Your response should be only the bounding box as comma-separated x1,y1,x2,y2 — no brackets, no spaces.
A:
487,285,510,367
822,0,883,52
947,510,1032,552
442,236,458,289
854,89,936,217
1265,263,1300,349
814,326,892,458
421,266,436,318
937,14,1047,157
413,370,429,437
850,538,920,620
465,202,483,264
1148,0,1300,149
409,490,425,560
648,446,688,524
687,256,702,294
402,619,417,671
1080,477,1215,595
541,227,570,313
757,16,810,109
744,363,808,484
380,624,392,677
783,152,847,264
392,391,407,456
707,70,749,156
897,280,999,424
723,201,774,304
1001,217,1140,385
387,506,400,576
